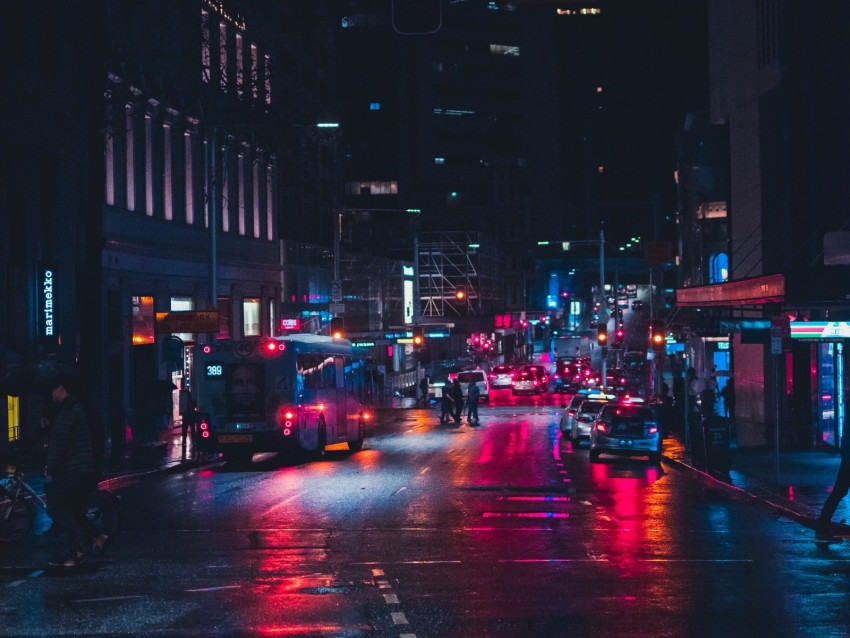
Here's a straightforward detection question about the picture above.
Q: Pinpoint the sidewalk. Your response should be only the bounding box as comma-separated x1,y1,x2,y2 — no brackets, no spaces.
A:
662,429,850,536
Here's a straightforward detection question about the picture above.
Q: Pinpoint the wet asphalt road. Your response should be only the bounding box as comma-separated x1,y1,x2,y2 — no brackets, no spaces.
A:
3,396,850,637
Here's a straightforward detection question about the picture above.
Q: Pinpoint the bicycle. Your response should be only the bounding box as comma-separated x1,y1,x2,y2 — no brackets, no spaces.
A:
0,461,121,544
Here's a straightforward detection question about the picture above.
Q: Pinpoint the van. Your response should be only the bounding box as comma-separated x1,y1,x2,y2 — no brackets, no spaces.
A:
448,369,490,404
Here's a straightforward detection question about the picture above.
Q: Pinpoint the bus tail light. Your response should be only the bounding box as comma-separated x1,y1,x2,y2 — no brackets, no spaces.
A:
361,410,372,421
199,416,211,438
279,407,296,436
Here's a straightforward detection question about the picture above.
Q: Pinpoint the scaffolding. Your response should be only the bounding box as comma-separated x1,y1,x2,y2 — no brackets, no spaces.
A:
418,230,499,318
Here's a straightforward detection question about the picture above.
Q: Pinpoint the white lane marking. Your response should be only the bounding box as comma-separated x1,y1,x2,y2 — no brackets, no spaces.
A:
393,487,408,495
354,560,462,565
377,580,392,589
7,580,25,588
371,568,385,577
73,595,146,603
383,593,400,604
259,493,301,515
391,612,409,625
400,634,418,638
419,466,430,475
186,585,243,592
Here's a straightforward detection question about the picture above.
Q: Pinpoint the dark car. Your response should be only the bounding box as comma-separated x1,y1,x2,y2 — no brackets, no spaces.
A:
589,399,661,463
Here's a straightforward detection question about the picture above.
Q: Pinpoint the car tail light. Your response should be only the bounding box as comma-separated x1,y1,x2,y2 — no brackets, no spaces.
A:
596,422,608,433
361,410,372,421
199,416,211,438
647,422,658,435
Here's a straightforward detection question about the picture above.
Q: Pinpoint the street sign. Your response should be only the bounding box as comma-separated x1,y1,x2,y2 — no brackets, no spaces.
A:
332,280,342,302
155,310,219,334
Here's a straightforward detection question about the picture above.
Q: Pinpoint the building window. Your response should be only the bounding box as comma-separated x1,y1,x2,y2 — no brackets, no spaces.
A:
132,295,155,345
238,152,246,235
163,122,173,221
344,180,398,195
432,108,476,117
434,157,445,164
489,44,520,56
219,22,228,92
369,102,381,110
268,299,276,338
243,298,261,336
126,106,136,212
264,54,271,105
266,163,274,240
185,131,194,225
235,32,244,98
171,296,194,342
145,114,154,217
252,156,260,238
221,143,230,232
250,44,258,100
105,129,115,206
7,396,20,442
709,252,729,284
201,10,211,83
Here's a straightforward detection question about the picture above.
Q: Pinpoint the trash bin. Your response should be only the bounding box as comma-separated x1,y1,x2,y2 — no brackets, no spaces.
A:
703,417,730,472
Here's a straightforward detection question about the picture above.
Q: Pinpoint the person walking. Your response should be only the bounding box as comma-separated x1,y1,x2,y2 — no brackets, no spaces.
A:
439,388,454,424
419,375,430,407
44,375,105,567
720,377,736,421
466,381,480,425
450,378,464,424
816,426,850,543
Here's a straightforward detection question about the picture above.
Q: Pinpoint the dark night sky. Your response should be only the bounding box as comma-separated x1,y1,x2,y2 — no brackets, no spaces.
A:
553,0,709,244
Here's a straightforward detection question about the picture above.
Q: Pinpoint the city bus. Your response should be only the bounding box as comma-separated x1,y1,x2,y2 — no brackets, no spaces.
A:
194,335,371,464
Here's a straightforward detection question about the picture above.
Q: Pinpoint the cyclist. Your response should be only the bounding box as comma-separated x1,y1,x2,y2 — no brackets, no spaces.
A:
44,375,106,567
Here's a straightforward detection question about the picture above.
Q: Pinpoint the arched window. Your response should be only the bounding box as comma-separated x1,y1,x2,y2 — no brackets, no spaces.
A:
709,252,729,284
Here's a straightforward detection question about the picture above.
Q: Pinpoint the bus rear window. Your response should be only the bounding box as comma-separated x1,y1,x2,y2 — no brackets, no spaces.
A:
225,363,265,420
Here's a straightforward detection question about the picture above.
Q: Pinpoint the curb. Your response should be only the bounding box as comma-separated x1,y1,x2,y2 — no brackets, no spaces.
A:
661,451,850,536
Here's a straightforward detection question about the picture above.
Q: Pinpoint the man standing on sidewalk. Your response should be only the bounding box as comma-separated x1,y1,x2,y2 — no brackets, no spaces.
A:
816,427,850,543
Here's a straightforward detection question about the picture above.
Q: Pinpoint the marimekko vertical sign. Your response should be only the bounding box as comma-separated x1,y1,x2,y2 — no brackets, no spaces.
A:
38,263,58,346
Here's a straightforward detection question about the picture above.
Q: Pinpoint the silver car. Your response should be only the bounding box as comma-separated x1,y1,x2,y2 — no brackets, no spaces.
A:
568,397,610,444
589,400,661,463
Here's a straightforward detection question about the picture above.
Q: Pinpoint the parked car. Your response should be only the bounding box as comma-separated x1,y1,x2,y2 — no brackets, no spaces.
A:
512,366,546,395
448,369,490,403
488,364,516,389
589,399,661,463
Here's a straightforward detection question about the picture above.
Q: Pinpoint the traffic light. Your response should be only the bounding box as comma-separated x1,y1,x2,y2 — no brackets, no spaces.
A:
330,316,345,339
596,322,608,346
650,321,665,351
412,326,425,348
614,325,625,346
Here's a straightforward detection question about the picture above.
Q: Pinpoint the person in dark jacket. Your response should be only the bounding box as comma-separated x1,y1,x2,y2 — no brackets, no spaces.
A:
44,376,103,567
450,379,464,424
439,388,454,423
816,426,850,543
466,381,480,424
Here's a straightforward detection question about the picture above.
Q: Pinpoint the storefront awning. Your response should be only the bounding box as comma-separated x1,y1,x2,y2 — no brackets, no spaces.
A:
676,274,785,307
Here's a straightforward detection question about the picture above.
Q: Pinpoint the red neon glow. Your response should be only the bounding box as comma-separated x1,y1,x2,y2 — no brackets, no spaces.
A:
202,345,212,354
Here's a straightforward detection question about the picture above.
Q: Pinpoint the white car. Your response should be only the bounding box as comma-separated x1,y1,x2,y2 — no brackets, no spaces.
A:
589,399,661,463
449,369,489,404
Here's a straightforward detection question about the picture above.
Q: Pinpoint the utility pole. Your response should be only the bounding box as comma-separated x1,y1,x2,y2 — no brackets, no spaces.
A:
599,229,607,390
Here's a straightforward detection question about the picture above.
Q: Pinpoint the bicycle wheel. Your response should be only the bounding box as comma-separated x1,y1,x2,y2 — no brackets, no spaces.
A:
0,496,34,543
85,489,121,537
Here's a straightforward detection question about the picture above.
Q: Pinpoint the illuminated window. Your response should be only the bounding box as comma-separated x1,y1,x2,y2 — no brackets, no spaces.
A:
201,10,211,83
264,54,271,105
489,44,520,56
126,106,135,212
105,128,115,206
434,157,445,164
185,131,194,224
432,108,476,116
171,296,194,342
344,181,398,195
709,253,729,284
235,33,244,98
131,295,155,345
253,156,260,238
238,152,246,235
163,121,173,221
7,396,20,442
369,102,381,110
250,44,258,100
266,163,274,240
243,298,261,336
145,114,154,216
221,143,230,232
219,22,228,91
